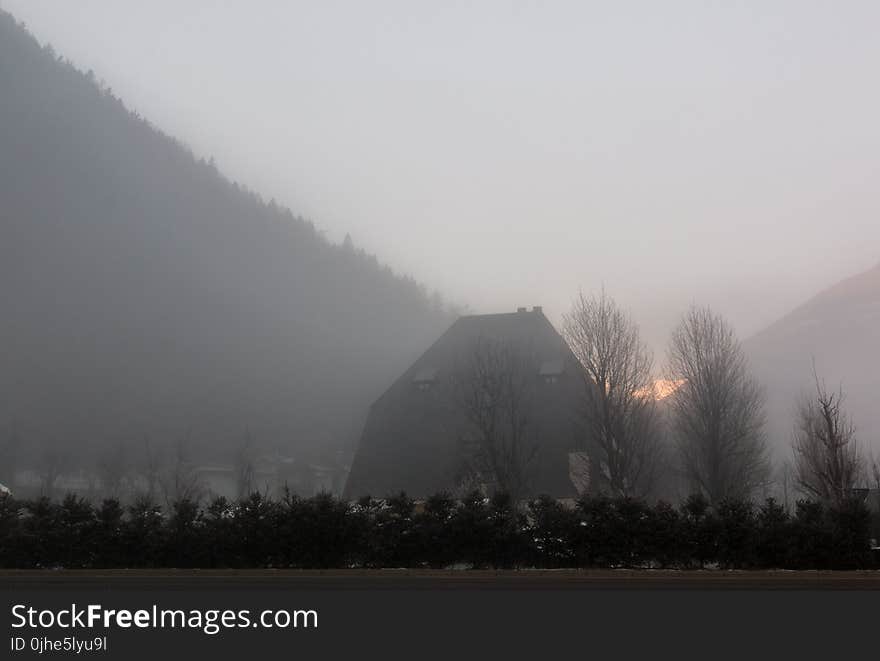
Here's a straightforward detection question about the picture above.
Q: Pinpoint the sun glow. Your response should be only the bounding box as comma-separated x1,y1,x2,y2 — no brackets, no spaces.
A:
635,379,685,401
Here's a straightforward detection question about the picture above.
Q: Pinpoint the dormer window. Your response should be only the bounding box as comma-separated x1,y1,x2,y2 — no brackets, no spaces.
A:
539,359,563,384
413,367,438,391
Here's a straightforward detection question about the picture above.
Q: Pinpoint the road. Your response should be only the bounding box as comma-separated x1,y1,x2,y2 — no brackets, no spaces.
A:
3,568,879,590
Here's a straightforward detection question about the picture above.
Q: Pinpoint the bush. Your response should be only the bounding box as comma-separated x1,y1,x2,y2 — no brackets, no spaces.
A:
716,499,756,569
416,492,457,569
828,497,871,570
679,493,718,568
790,500,832,569
528,495,577,568
0,491,873,570
645,501,681,568
755,498,790,569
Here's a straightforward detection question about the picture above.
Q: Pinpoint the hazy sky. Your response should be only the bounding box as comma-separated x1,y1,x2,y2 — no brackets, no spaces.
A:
6,0,879,351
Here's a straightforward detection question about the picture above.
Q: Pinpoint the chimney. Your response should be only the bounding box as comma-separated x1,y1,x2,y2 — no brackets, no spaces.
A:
516,307,527,313
532,306,543,314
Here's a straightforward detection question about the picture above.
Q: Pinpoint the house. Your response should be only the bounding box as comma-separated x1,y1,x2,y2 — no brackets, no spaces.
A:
343,307,591,500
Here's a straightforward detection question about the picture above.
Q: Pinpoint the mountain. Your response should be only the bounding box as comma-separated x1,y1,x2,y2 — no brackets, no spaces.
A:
745,262,880,458
0,10,452,470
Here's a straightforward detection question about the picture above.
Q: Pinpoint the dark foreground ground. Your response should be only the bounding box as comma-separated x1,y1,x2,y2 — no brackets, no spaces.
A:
3,568,880,590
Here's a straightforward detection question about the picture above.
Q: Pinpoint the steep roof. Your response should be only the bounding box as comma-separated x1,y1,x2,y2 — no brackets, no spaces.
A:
343,308,587,499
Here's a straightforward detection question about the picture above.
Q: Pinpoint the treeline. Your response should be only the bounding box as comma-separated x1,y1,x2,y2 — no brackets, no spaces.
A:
560,292,878,510
0,492,874,570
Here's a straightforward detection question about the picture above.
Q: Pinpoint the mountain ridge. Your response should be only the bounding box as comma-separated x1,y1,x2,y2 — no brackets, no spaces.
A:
745,260,880,458
0,9,452,471
748,261,880,343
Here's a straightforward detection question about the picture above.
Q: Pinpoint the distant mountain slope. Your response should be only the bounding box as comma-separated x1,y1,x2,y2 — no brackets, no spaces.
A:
745,262,880,458
0,10,451,467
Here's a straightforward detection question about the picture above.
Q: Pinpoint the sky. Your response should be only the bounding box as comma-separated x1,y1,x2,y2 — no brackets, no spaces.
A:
5,0,879,353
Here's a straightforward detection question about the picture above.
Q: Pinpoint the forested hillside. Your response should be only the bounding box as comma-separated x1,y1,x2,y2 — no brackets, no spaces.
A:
0,10,452,472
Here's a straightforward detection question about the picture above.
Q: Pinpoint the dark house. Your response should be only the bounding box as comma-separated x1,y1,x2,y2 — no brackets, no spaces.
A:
343,307,590,500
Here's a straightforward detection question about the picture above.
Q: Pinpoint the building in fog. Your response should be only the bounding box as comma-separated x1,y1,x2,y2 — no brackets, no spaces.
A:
195,456,350,501
344,307,591,500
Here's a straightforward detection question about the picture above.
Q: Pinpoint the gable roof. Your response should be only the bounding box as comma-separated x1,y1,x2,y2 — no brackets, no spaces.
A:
343,308,587,499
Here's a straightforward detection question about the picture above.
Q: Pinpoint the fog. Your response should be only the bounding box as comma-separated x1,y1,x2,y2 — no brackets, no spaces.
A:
7,0,880,350
2,2,879,502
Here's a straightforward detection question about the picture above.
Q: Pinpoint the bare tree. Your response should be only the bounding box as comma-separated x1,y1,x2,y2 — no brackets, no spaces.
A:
135,436,163,501
96,441,131,500
870,454,880,519
0,423,22,489
234,431,257,499
774,460,796,513
455,337,538,503
791,367,863,506
562,289,665,498
160,434,204,505
37,445,72,498
667,305,769,503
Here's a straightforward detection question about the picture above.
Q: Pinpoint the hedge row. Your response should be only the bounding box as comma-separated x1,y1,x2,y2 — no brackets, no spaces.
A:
0,491,874,570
